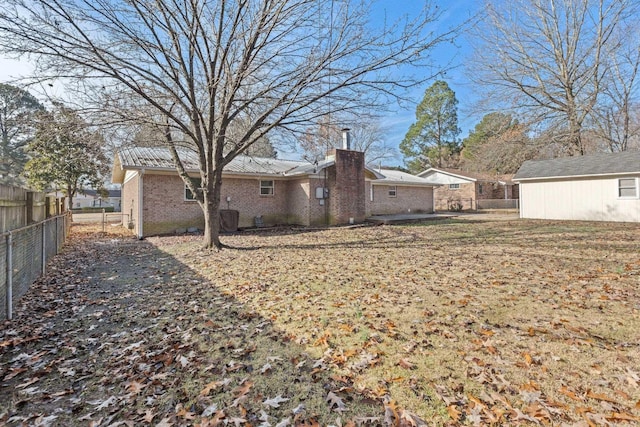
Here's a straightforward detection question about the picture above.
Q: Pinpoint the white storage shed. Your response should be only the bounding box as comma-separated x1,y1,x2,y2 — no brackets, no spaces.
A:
514,151,640,222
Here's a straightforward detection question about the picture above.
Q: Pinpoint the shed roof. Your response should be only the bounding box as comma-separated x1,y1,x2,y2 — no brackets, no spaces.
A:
514,151,640,181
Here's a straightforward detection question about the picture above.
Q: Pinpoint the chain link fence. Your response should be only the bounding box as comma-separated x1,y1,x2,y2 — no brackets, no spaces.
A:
435,198,520,211
1,213,71,320
476,199,520,210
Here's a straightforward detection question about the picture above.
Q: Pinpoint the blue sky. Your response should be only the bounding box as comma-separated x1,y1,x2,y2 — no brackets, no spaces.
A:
0,1,481,166
369,1,483,164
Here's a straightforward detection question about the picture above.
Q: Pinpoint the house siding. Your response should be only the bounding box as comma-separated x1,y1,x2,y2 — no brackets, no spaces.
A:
121,171,140,235
367,184,434,215
519,176,640,222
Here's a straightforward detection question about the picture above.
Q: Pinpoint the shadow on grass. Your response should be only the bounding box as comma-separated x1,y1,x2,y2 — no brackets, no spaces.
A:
0,227,384,426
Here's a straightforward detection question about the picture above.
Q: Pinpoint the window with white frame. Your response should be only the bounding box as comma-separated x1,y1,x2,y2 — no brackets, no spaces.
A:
618,178,638,198
260,180,274,196
184,178,202,201
388,186,397,197
449,183,460,189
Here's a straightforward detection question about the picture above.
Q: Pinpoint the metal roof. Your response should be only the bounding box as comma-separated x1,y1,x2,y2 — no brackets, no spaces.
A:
112,146,436,186
116,146,305,175
418,167,515,184
371,169,438,186
514,151,640,181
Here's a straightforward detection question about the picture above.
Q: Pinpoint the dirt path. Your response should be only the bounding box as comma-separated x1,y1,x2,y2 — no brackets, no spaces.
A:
1,225,381,426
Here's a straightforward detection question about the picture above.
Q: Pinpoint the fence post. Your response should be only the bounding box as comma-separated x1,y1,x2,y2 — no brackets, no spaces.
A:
26,192,34,224
42,222,46,275
6,231,13,321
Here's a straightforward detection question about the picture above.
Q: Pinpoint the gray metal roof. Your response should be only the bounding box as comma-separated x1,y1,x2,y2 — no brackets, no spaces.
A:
116,146,304,175
514,151,640,181
112,146,436,186
117,146,200,170
372,169,437,185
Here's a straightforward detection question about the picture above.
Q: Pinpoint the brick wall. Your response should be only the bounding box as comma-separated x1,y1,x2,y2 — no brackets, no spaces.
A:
327,149,365,224
138,173,330,235
367,184,434,215
222,176,293,227
434,180,519,211
434,182,476,210
308,177,330,226
477,181,509,200
143,173,204,235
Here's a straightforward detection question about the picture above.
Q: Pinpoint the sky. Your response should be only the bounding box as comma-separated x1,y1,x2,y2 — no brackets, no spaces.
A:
0,0,482,166
370,1,483,161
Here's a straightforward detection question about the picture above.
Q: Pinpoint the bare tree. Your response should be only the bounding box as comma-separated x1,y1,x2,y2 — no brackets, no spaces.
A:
590,24,640,152
299,113,395,164
0,0,459,249
472,0,637,156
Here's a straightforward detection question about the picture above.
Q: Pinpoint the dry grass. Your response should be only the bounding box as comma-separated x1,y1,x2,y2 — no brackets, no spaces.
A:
154,218,640,425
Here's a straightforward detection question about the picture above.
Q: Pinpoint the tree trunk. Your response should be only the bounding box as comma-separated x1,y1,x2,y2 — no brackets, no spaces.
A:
67,185,74,212
202,170,223,249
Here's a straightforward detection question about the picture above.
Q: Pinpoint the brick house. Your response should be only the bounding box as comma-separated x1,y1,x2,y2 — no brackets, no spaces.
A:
112,146,437,237
417,167,519,211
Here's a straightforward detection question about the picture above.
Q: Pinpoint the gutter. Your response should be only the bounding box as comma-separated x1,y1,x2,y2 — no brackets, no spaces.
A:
514,171,640,183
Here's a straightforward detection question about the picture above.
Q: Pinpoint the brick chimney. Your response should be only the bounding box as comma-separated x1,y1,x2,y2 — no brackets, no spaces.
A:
327,147,365,225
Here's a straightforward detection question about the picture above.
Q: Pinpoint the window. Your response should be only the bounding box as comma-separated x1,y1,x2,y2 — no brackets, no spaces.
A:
185,178,202,201
618,178,638,198
260,180,274,196
388,186,397,197
449,183,460,190
478,184,483,195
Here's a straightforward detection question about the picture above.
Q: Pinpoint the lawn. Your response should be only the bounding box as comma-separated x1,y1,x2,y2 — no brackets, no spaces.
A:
153,218,640,425
1,218,638,426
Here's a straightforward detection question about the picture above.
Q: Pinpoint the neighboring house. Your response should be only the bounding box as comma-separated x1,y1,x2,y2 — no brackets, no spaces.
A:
71,192,95,209
70,189,122,211
514,151,640,222
417,167,519,211
111,146,437,237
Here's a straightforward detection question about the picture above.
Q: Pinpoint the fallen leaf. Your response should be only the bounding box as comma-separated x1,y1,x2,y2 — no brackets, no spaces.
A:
126,380,145,395
263,395,289,408
327,391,347,412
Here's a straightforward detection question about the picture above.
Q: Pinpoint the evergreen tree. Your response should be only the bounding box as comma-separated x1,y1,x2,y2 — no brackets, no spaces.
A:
23,105,107,210
400,81,460,172
0,84,44,185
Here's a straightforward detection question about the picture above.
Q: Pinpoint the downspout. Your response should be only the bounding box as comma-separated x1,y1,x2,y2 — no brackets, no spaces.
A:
433,187,436,213
138,169,145,239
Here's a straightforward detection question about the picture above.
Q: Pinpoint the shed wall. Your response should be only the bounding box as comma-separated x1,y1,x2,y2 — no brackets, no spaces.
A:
519,176,640,222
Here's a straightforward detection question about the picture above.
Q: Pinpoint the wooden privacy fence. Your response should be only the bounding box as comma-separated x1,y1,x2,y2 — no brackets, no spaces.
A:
0,184,65,233
1,213,71,320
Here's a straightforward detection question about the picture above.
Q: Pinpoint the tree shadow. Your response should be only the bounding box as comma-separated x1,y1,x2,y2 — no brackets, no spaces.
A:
0,228,386,426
